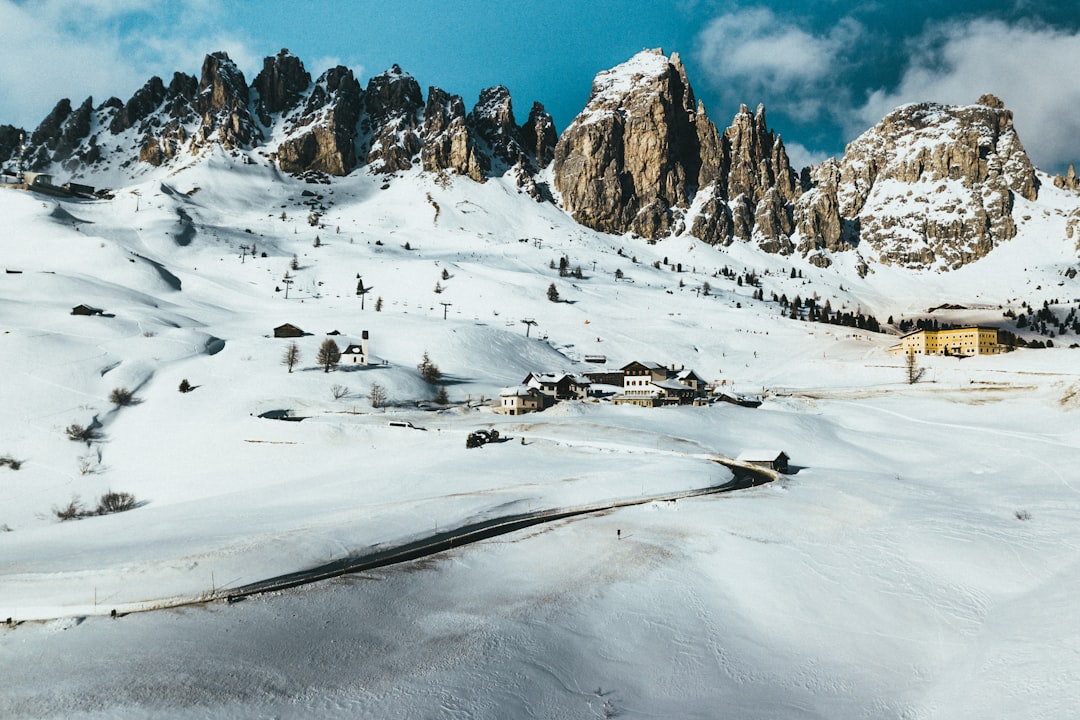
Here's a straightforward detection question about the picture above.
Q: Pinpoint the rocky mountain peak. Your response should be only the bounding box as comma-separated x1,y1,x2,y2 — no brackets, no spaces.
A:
836,97,1039,269
276,65,363,177
193,52,260,149
253,49,312,125
723,103,798,205
520,102,557,168
552,48,707,239
362,65,424,173
421,86,486,182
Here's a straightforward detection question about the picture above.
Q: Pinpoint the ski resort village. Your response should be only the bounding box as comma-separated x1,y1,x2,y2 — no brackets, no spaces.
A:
0,36,1078,720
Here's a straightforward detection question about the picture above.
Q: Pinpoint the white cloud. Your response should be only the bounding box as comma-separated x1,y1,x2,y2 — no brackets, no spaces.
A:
783,141,832,173
853,19,1080,171
0,0,258,129
694,8,863,123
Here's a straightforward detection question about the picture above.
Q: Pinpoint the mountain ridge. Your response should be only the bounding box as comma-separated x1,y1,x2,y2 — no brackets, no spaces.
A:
2,47,1078,274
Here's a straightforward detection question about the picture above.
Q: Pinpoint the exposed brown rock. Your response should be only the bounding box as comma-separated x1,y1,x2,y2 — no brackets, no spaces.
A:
837,97,1039,269
468,86,522,168
1054,164,1080,192
253,49,312,126
192,52,260,150
421,86,486,182
520,102,557,168
795,158,844,256
724,103,798,205
111,77,167,134
277,66,362,176
139,121,188,166
552,49,706,239
362,65,424,173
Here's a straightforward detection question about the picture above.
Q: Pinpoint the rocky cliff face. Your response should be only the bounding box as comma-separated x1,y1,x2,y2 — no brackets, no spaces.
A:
836,95,1039,269
253,49,311,126
192,52,261,150
3,48,1060,274
276,65,362,176
421,86,486,181
553,49,709,240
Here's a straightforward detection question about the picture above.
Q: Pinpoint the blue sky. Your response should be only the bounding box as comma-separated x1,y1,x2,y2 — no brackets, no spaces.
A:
1,0,1078,172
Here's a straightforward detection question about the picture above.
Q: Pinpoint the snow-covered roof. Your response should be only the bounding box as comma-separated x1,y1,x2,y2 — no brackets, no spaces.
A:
500,385,536,397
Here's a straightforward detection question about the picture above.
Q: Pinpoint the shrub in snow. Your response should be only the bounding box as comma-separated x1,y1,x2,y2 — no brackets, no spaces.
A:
96,491,138,515
0,455,21,470
109,387,135,406
54,496,87,521
178,379,192,393
66,423,97,442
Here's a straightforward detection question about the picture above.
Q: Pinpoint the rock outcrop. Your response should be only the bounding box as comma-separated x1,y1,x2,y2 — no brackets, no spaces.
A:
192,52,260,150
521,102,557,168
361,65,424,173
553,49,708,240
4,47,1056,274
110,77,167,134
0,124,23,165
421,86,486,181
276,66,362,176
1055,164,1080,192
835,95,1038,269
253,49,311,126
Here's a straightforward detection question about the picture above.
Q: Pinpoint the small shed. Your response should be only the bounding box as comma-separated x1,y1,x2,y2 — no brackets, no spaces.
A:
274,323,304,338
735,449,790,474
71,304,103,316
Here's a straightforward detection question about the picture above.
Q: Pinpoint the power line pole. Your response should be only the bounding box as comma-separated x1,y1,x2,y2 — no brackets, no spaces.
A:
440,302,452,320
356,274,372,310
521,318,537,337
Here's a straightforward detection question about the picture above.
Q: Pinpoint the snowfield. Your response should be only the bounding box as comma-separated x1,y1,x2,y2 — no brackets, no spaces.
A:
1,155,1079,719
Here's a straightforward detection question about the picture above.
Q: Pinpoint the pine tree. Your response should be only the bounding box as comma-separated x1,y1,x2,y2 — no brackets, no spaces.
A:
418,352,441,383
547,283,560,302
375,296,383,312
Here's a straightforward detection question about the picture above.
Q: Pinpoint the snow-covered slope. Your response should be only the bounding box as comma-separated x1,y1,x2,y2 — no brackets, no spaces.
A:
1,152,1079,719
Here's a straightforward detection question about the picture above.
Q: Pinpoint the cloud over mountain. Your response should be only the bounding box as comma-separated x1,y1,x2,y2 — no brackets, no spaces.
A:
855,19,1080,172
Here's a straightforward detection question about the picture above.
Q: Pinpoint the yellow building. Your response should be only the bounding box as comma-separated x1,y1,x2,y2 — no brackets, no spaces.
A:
889,327,1000,356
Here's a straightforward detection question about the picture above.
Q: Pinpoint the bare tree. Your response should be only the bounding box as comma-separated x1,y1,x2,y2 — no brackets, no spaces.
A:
331,384,349,400
317,338,341,373
282,341,300,373
370,382,387,408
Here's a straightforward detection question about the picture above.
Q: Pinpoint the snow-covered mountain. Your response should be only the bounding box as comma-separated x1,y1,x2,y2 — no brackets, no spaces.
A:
4,48,1079,276
2,47,1079,720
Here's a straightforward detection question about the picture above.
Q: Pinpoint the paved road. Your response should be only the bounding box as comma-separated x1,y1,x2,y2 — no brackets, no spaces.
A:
222,460,774,603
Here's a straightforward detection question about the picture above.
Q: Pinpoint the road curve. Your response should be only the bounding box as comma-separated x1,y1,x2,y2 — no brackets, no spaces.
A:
222,460,774,603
